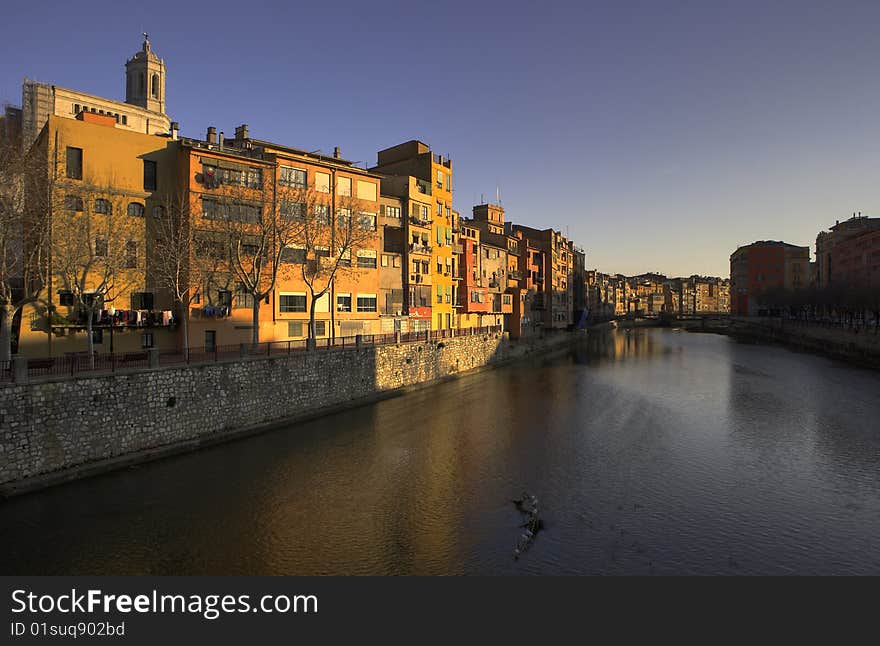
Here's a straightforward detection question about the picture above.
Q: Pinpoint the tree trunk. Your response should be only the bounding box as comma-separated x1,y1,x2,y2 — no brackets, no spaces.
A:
0,303,13,362
309,294,317,340
180,304,189,357
251,299,260,347
86,311,95,370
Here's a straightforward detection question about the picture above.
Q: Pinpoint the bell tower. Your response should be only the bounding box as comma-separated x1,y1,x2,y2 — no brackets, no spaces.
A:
125,33,166,114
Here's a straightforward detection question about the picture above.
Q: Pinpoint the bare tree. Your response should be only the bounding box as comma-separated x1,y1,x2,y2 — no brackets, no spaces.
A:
0,136,50,361
205,182,302,346
149,190,226,355
274,186,378,341
51,188,141,367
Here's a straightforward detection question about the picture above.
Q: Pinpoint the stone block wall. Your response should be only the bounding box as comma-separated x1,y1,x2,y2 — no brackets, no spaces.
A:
0,331,571,490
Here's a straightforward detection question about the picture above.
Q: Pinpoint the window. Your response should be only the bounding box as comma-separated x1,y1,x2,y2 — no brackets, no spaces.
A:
357,294,377,312
94,236,107,257
127,202,145,217
121,115,128,126
141,332,154,349
280,200,306,221
152,205,166,218
337,208,352,229
315,204,330,224
337,176,352,197
437,170,443,188
59,291,74,306
446,174,451,191
315,172,330,193
393,256,401,268
339,250,351,267
280,245,306,264
65,195,83,212
314,320,326,337
437,202,443,216
381,254,390,267
143,160,157,191
201,199,260,223
245,168,262,188
288,321,304,338
280,294,307,313
385,205,401,219
437,285,443,303
66,147,82,180
235,283,254,310
279,166,307,188
151,74,159,99
124,240,138,268
357,180,377,201
217,290,232,308
420,205,429,220
130,292,154,309
337,293,352,312
357,249,377,269
358,212,377,231
94,198,111,215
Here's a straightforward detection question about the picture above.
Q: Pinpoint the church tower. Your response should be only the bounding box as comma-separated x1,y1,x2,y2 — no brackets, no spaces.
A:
125,34,166,114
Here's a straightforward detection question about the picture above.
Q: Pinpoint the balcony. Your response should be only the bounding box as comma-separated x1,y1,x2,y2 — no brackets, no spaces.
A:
409,243,432,254
509,269,522,280
452,242,463,254
409,216,432,228
415,180,432,196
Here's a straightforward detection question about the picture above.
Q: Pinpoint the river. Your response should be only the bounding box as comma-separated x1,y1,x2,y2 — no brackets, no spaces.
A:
2,328,880,575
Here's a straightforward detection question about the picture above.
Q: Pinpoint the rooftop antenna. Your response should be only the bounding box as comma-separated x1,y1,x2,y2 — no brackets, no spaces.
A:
496,186,500,205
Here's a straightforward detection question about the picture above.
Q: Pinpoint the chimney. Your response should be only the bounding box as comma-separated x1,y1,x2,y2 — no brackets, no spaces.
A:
334,146,341,159
170,122,179,140
206,126,217,145
234,124,249,141
219,131,224,148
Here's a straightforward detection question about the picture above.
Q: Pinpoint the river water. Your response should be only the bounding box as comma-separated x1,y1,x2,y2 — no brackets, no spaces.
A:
2,328,880,575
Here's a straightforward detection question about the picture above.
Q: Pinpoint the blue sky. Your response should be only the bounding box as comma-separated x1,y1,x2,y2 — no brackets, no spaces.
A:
3,0,880,277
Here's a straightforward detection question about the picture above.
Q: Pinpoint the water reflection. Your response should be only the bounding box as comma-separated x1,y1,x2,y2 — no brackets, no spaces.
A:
2,329,880,574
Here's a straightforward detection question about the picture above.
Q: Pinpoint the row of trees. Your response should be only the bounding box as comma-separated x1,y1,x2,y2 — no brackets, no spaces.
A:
0,135,377,361
756,283,880,331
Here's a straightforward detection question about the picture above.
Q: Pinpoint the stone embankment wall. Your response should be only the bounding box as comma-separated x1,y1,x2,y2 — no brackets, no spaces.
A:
0,331,573,493
727,318,880,367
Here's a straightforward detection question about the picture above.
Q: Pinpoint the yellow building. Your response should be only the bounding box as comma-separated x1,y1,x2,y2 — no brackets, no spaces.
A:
372,141,454,331
19,111,178,357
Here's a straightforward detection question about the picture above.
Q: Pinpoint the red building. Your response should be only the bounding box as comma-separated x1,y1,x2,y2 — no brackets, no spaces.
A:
729,241,810,316
832,228,880,288
458,236,489,315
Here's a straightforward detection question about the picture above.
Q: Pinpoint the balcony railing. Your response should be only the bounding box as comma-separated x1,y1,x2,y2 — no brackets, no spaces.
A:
409,243,432,254
409,216,432,228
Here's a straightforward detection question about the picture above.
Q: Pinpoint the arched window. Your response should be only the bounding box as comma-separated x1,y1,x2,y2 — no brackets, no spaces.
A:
151,74,159,99
127,202,145,217
94,199,112,215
